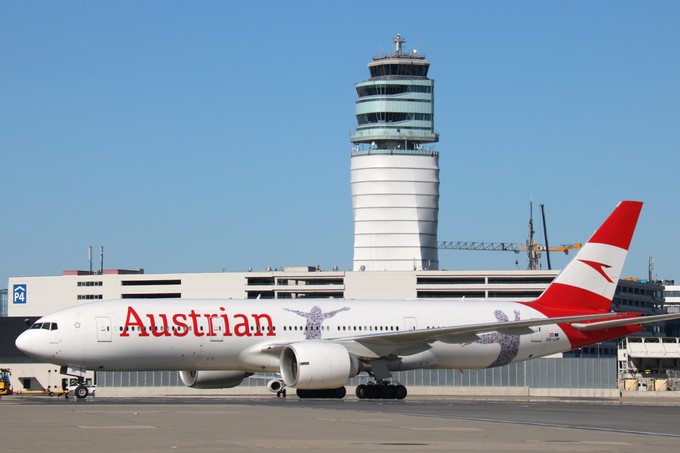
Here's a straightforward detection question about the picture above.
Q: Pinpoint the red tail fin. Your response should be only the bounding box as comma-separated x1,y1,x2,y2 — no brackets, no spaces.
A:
533,201,643,313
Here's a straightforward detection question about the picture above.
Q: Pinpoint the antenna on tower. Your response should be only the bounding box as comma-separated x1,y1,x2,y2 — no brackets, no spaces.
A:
393,34,405,54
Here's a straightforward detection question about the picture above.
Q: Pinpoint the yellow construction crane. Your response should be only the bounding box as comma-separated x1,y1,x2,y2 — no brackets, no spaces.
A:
438,240,582,269
438,202,582,270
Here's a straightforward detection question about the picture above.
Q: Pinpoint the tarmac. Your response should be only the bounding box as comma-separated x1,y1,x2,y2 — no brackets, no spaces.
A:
1,395,679,452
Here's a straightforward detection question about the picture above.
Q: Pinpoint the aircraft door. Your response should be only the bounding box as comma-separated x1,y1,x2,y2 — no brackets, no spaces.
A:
403,317,418,331
95,317,112,342
531,326,544,342
528,325,548,357
210,324,224,342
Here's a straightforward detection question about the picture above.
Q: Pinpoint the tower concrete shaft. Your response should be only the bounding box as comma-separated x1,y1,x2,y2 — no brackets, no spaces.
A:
350,35,440,271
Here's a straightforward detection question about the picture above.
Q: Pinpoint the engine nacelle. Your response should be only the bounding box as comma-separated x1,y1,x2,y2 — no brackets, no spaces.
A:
280,342,359,390
266,379,285,393
179,370,252,389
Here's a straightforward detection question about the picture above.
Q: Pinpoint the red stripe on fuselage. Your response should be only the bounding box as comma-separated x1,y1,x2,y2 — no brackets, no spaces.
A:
560,323,643,350
523,289,644,349
534,282,613,312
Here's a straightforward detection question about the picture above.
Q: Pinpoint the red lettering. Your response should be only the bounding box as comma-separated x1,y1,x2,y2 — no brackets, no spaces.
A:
204,314,218,337
173,313,188,337
188,310,203,337
121,306,149,337
119,307,276,339
147,314,172,337
219,307,232,336
233,314,251,337
252,313,274,337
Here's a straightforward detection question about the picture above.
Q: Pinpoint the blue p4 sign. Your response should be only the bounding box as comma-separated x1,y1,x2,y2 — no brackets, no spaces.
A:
13,284,27,304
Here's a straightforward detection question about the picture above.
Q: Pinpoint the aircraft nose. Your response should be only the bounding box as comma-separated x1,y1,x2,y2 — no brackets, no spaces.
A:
15,331,32,356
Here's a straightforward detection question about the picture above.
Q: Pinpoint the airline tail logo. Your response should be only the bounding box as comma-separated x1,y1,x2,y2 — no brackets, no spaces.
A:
531,201,643,312
578,259,613,283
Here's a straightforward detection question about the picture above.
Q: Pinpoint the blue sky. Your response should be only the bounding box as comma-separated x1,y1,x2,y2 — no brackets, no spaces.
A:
2,1,679,285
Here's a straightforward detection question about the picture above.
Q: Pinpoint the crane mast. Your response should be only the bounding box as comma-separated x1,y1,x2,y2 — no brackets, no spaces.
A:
438,202,581,270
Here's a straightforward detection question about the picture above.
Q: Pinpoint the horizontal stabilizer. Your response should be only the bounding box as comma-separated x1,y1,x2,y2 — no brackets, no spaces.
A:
571,312,680,331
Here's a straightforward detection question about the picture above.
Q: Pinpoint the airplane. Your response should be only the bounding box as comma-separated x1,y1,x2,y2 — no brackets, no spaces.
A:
15,200,680,400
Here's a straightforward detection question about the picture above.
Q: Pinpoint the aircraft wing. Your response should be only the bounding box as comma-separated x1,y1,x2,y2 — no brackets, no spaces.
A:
258,312,632,359
258,312,680,360
570,312,680,331
339,312,626,347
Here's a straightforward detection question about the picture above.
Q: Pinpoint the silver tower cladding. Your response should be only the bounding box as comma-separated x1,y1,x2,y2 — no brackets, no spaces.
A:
350,35,440,271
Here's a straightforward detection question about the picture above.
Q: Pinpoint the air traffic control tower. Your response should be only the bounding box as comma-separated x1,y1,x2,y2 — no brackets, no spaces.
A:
350,35,440,271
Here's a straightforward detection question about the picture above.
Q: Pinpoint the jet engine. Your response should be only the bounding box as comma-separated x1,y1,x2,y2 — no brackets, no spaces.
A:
280,342,359,390
179,370,253,389
266,379,285,393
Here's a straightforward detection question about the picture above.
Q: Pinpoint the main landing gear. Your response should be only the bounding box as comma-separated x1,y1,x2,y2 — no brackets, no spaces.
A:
355,362,407,400
355,381,407,400
296,387,347,399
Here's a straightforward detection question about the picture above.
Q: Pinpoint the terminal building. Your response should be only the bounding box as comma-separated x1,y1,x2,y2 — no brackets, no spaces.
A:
7,266,561,318
3,266,678,395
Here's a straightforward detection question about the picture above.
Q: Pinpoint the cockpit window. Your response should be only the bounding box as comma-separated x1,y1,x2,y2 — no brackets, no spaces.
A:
29,322,58,331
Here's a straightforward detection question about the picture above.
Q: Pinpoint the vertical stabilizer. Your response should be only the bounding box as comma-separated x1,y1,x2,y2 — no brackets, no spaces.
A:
533,201,643,312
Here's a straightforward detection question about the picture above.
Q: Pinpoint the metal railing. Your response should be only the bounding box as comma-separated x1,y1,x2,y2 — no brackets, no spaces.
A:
350,148,438,158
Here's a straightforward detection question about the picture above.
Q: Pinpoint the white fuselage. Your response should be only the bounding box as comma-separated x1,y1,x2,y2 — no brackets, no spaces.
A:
17,298,571,373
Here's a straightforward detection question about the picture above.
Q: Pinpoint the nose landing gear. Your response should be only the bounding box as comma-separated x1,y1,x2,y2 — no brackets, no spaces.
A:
74,385,89,399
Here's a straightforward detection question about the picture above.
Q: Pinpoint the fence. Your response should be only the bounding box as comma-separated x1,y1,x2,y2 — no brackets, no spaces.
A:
96,357,616,389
